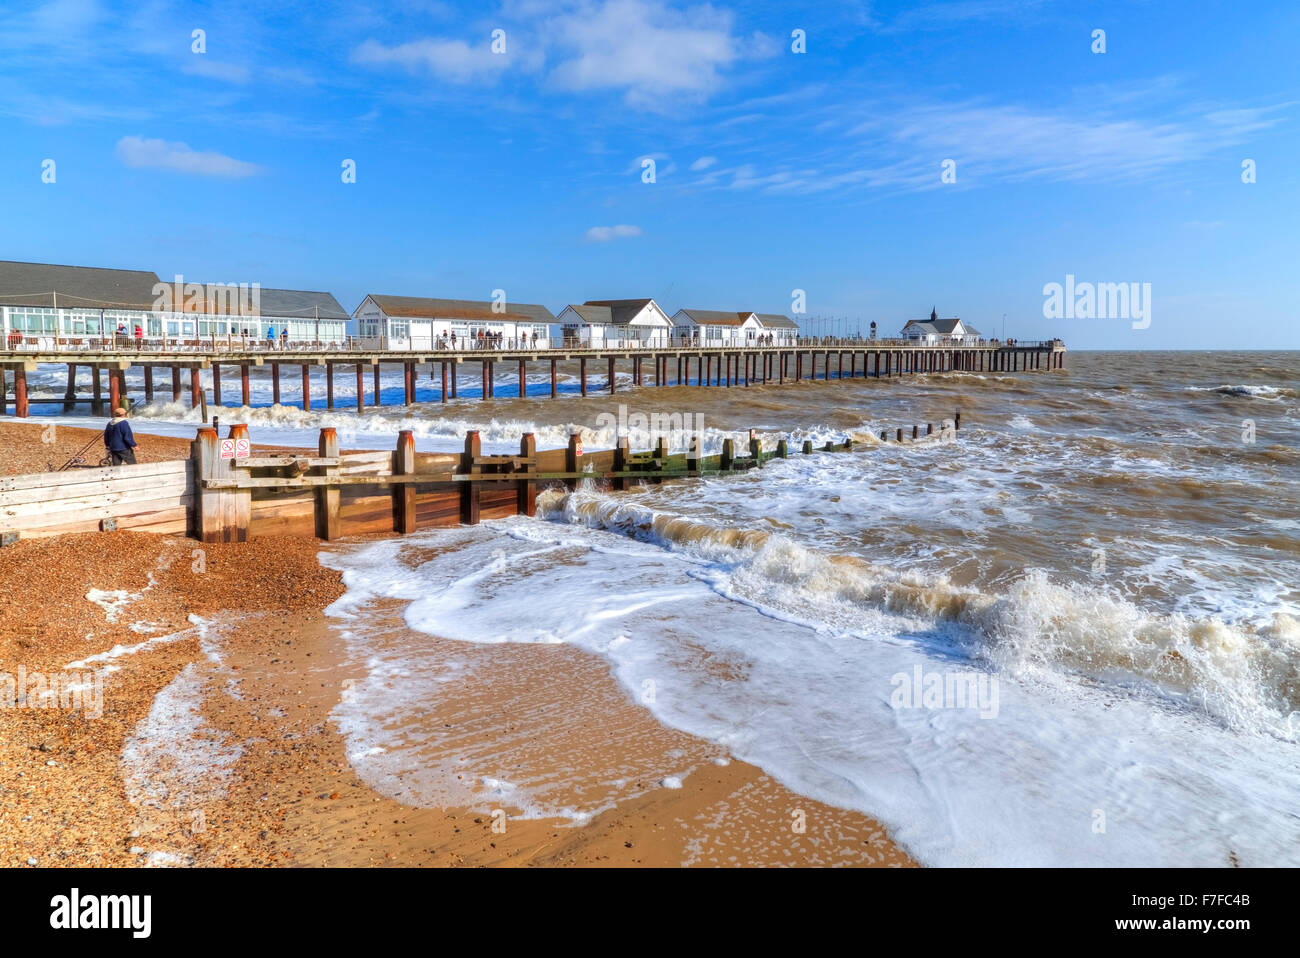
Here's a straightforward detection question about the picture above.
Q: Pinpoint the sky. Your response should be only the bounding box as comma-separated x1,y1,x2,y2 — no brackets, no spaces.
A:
1,0,1297,348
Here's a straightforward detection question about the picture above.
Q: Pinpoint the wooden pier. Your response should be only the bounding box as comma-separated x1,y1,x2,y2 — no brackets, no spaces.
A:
0,418,963,544
0,341,1065,417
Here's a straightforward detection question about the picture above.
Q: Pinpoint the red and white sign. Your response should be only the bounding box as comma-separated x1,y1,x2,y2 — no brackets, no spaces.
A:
574,440,583,457
220,439,236,459
234,437,250,459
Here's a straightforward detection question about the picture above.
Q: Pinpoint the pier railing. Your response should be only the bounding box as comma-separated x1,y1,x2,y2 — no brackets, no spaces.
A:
0,334,1066,355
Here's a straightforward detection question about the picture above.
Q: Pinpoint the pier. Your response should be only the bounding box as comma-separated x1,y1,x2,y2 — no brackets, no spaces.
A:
0,340,1065,418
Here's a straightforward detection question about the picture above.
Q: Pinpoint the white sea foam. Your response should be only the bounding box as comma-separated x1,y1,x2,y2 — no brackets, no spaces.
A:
317,509,1300,866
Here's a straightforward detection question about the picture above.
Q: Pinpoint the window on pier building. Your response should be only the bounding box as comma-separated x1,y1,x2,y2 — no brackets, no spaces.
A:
9,307,58,332
66,309,100,334
390,319,409,340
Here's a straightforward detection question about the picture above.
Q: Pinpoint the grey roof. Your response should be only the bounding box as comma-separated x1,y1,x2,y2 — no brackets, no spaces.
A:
582,298,658,325
751,312,799,329
562,303,614,324
0,260,162,310
903,318,980,336
363,295,555,325
903,321,940,336
673,308,754,328
194,286,349,321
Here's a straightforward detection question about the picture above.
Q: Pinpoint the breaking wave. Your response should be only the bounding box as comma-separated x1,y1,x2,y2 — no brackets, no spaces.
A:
537,484,1300,739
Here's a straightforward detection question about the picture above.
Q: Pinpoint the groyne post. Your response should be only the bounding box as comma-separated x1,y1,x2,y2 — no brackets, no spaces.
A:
565,431,582,491
394,429,417,534
518,432,538,516
460,430,482,524
316,427,340,540
228,423,252,540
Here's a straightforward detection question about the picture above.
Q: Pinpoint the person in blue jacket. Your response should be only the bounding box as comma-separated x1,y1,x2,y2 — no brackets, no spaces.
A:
104,407,138,466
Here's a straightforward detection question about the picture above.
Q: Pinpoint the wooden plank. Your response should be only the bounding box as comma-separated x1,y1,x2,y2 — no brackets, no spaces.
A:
3,497,193,534
0,459,188,493
236,456,341,468
11,507,191,539
0,468,192,508
1,486,192,520
339,450,394,464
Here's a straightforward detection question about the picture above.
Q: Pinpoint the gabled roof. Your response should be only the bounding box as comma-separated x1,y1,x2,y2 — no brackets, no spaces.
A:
179,285,350,320
582,298,662,325
751,312,799,330
904,321,940,336
561,303,613,324
364,295,555,325
242,288,349,321
903,317,981,337
674,308,755,328
0,260,162,310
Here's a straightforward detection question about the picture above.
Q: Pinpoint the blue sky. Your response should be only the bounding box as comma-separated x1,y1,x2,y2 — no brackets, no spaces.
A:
1,0,1297,347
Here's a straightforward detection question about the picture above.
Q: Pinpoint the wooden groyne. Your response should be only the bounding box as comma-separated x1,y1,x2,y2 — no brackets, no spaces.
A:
0,417,961,544
0,341,1064,418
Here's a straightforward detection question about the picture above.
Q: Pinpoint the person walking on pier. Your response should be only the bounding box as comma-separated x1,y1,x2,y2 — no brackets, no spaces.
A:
103,407,138,466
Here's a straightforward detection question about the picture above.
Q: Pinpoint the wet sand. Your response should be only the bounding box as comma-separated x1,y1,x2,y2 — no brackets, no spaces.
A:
0,527,912,867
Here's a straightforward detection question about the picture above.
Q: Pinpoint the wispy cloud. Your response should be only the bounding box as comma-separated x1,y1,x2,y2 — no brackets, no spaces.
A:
585,224,643,241
352,36,513,84
689,90,1296,199
115,136,262,177
690,155,717,171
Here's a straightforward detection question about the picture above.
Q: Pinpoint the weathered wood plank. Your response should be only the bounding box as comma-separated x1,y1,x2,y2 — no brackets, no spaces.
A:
0,459,188,493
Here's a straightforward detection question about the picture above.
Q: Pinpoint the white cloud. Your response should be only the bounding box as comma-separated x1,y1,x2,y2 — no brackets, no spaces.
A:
352,36,510,84
548,0,755,108
705,91,1295,199
115,136,262,177
585,224,643,242
690,155,717,171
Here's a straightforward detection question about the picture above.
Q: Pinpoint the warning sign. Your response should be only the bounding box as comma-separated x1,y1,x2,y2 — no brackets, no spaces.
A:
574,440,583,457
220,439,235,459
234,437,250,459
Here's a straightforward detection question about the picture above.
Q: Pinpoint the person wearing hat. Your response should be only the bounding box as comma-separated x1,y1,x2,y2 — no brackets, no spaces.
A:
104,407,138,466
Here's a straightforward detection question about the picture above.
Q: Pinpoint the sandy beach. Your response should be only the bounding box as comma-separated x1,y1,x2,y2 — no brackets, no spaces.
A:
0,421,912,867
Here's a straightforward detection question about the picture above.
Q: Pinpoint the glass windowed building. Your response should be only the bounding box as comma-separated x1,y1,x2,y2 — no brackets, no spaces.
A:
0,260,350,347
